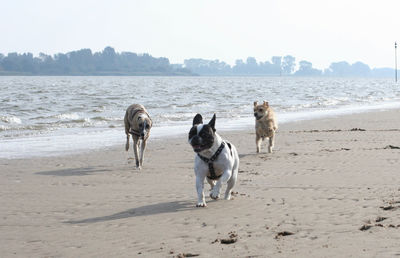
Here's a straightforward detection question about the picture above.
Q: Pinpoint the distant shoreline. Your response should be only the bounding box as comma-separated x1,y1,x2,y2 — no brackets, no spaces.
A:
0,73,395,78
0,71,197,76
0,47,396,78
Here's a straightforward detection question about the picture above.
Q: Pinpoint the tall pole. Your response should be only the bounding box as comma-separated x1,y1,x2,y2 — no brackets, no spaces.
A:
396,42,398,83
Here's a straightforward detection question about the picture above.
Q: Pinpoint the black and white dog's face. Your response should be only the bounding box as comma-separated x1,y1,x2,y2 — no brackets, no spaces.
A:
188,114,216,153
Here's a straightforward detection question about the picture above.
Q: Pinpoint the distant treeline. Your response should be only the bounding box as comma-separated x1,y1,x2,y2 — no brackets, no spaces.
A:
182,56,394,77
0,47,395,77
0,47,193,76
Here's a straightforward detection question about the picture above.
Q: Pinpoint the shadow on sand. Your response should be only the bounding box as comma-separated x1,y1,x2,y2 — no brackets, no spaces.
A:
36,167,110,176
65,200,194,224
239,153,259,159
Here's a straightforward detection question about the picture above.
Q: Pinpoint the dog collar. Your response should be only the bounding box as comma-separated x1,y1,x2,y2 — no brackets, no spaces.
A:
129,129,149,140
129,129,141,136
197,142,226,180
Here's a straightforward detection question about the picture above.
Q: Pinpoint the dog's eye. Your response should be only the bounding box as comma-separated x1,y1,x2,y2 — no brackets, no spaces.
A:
139,123,143,128
258,109,263,112
145,124,150,129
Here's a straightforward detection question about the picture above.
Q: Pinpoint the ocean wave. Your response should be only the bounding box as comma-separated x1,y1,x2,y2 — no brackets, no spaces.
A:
58,118,92,124
92,116,123,122
0,115,22,124
9,124,49,131
55,113,80,120
0,125,8,131
158,113,198,122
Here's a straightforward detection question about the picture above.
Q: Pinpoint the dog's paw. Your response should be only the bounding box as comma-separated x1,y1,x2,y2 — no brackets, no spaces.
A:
196,202,207,207
135,160,142,170
210,191,220,200
224,193,232,200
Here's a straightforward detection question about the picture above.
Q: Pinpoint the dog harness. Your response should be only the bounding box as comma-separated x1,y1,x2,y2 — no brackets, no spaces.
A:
197,141,233,180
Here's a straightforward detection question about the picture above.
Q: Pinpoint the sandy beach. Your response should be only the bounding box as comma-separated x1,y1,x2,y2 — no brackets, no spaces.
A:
1,109,400,257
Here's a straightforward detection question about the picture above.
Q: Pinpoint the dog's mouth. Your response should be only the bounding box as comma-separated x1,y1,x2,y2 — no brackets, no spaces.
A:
192,144,204,152
254,114,263,120
192,143,211,153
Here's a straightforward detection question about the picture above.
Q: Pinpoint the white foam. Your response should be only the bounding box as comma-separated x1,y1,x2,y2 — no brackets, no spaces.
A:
0,115,22,124
55,113,80,120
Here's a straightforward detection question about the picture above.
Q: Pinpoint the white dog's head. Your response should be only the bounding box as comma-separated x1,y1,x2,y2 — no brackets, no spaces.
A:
188,114,216,153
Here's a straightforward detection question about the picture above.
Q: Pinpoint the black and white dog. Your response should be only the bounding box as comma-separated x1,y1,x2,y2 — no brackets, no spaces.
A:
188,114,239,207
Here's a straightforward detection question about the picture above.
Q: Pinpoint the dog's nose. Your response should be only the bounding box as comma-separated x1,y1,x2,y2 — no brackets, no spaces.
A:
191,136,200,144
254,113,257,117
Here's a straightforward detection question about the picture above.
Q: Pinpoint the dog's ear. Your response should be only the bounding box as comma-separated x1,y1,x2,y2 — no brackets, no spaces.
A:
208,114,216,132
146,117,152,127
253,101,258,107
193,114,203,126
263,101,269,107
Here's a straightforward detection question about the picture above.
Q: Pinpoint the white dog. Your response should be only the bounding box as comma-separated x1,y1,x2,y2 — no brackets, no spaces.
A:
188,114,239,207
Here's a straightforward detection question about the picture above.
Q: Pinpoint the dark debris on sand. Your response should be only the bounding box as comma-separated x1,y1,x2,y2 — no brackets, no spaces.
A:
384,145,400,150
380,205,396,211
350,128,366,131
359,224,372,231
375,216,387,222
275,231,294,239
213,231,238,245
175,253,200,258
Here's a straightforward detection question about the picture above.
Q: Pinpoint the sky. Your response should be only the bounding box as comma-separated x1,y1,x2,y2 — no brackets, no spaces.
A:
0,0,399,70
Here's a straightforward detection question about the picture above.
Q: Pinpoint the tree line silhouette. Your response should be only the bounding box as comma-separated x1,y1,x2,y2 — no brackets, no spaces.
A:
0,46,394,77
0,47,192,76
183,57,393,77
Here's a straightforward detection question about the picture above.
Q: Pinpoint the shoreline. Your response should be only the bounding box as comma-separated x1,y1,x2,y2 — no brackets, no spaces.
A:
2,102,400,159
1,108,400,257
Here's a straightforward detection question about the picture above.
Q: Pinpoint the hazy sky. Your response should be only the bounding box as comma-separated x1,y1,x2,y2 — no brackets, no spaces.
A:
1,0,399,69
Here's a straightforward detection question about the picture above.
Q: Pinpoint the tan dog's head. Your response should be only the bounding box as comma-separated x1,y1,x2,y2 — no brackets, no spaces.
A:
253,101,270,120
136,114,152,139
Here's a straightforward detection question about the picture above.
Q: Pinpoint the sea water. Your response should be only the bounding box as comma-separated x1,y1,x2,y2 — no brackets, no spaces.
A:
1,76,399,158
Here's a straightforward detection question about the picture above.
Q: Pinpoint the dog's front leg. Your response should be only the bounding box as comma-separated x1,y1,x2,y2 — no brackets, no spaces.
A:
125,134,130,151
133,138,141,169
139,139,147,167
210,180,222,200
210,169,232,200
206,177,216,191
268,132,275,153
256,134,262,153
195,175,207,207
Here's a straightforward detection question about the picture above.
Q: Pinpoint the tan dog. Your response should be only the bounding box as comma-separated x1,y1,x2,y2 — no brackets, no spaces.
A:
253,101,278,153
124,104,152,169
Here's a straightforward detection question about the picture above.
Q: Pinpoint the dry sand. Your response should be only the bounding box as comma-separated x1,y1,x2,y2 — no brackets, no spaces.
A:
1,109,400,257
